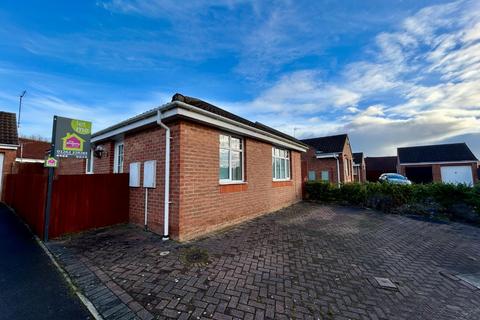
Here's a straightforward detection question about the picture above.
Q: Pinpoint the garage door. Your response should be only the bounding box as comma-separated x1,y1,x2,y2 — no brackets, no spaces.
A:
440,166,473,185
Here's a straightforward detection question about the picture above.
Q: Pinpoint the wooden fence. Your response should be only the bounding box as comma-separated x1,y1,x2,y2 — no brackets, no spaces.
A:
4,173,129,239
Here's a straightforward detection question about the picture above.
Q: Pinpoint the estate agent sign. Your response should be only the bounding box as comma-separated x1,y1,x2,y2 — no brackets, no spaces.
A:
44,115,92,242
54,116,92,158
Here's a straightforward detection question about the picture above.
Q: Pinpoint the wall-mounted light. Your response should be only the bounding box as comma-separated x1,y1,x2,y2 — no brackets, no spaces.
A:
94,145,105,158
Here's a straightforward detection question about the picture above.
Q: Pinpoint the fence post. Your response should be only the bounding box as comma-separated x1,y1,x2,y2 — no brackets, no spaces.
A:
43,116,57,242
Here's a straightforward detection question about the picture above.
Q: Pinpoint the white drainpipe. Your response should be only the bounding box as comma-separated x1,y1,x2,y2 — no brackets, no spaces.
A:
334,154,341,187
157,109,170,241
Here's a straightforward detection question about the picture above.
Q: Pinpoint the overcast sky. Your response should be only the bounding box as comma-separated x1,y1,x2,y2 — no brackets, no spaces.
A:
0,0,479,157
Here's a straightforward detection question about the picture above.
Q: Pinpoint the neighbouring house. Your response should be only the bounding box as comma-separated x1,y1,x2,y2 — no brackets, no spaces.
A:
15,137,88,175
352,152,366,183
0,111,19,199
397,143,479,185
89,93,308,241
300,134,354,185
14,138,50,174
365,156,398,182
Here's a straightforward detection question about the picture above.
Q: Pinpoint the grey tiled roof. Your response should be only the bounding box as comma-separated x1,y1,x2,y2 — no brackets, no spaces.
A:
301,134,348,153
0,111,19,146
398,143,478,163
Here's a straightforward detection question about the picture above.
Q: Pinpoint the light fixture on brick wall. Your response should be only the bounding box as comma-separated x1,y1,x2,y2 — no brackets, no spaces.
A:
94,145,105,158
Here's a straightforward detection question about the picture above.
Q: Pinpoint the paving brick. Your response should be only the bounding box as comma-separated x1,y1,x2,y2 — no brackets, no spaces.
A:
48,203,480,320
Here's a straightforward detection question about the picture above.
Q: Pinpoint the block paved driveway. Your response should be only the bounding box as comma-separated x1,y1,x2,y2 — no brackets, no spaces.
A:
48,203,480,320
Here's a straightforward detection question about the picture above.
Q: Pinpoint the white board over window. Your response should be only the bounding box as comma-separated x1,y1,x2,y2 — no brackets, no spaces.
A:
129,162,141,187
143,160,156,188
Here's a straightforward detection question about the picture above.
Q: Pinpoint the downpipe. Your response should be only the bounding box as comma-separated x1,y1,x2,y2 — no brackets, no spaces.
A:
157,109,171,241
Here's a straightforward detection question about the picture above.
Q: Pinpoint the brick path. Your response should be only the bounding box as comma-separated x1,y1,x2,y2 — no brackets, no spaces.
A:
48,203,480,319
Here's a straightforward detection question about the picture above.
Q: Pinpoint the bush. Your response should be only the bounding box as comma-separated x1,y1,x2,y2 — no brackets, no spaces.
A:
304,180,480,221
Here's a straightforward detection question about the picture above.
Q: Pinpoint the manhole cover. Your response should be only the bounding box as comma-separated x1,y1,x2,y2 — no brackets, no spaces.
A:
374,277,398,290
457,273,480,289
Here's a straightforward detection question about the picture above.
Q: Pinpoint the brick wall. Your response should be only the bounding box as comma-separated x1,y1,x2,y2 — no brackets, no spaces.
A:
93,120,303,240
0,148,17,200
93,141,114,174
121,124,181,237
57,158,86,175
302,149,340,184
177,121,302,241
301,146,355,184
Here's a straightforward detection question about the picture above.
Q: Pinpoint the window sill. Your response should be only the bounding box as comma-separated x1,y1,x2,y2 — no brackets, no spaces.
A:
219,181,247,185
272,180,293,187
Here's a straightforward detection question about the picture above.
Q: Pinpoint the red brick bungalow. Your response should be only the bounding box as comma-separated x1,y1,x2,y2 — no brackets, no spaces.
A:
90,94,308,241
301,134,354,185
0,112,19,200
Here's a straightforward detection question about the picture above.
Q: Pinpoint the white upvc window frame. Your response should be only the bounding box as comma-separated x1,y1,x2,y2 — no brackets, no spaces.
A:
272,147,291,181
85,148,94,174
113,141,124,174
219,134,244,184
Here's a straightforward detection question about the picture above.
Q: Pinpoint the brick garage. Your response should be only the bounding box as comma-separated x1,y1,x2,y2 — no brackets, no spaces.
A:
90,94,307,241
398,143,479,185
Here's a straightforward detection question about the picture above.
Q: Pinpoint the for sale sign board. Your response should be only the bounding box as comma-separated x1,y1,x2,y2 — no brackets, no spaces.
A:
54,116,92,158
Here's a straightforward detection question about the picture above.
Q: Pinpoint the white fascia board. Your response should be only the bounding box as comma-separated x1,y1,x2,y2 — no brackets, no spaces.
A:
91,115,158,143
91,102,308,152
16,158,45,163
162,105,308,152
0,144,18,150
315,153,340,159
399,160,478,166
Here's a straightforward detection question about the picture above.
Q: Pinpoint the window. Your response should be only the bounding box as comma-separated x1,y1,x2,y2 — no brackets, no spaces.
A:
272,147,290,180
114,141,124,173
308,171,316,181
321,170,329,181
219,134,243,183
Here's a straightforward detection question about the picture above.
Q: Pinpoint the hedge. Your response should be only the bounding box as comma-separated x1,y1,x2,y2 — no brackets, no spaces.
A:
304,181,480,223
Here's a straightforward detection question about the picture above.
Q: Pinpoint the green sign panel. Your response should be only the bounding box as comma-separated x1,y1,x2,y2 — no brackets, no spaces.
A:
54,116,92,159
44,156,58,168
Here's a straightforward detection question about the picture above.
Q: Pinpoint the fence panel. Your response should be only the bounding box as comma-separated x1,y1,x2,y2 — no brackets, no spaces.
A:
49,174,129,238
3,174,47,238
4,173,129,239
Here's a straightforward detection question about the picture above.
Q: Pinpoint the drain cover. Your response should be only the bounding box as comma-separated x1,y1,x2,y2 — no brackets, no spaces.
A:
457,273,480,289
374,277,398,290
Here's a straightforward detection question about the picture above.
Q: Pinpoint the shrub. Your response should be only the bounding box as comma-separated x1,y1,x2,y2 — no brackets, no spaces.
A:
304,180,480,220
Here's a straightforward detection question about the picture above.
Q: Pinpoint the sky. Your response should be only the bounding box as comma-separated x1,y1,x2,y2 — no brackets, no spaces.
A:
0,0,479,157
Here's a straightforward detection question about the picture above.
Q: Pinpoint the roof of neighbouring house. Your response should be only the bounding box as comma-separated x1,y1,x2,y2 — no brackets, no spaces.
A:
365,156,398,172
17,138,50,159
93,93,308,149
397,143,478,164
0,111,19,146
353,152,364,165
300,134,348,154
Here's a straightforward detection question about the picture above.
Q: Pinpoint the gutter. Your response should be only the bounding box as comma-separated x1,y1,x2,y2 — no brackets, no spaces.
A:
92,101,308,152
156,109,170,241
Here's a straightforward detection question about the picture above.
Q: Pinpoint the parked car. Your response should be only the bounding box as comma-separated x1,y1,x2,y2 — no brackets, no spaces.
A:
378,173,412,185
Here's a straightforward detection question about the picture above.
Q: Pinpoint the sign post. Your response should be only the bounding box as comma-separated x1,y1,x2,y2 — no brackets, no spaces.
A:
43,116,91,241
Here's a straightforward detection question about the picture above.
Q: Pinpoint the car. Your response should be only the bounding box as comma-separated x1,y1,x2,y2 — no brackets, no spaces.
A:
378,173,412,185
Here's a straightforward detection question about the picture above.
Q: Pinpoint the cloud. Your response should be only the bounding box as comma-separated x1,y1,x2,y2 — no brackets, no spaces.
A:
225,0,480,156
